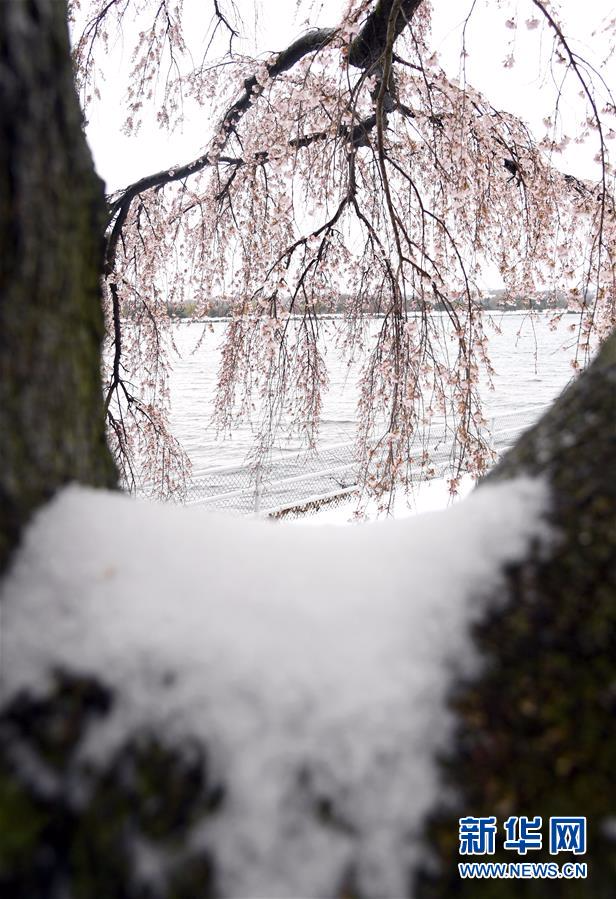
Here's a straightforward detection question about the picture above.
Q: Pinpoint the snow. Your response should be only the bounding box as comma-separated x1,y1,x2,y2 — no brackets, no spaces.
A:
1,478,552,898
293,474,477,525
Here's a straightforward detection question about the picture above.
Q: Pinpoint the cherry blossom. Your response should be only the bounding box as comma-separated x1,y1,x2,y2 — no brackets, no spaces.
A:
71,0,616,498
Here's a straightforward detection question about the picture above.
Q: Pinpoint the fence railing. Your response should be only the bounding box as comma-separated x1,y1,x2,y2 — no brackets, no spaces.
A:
171,403,550,518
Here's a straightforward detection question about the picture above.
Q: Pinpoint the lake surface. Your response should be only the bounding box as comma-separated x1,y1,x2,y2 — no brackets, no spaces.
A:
168,312,580,479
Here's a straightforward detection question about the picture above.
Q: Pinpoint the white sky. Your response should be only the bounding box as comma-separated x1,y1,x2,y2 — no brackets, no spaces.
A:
83,0,615,192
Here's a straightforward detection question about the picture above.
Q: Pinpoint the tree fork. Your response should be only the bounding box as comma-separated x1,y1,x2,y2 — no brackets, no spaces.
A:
0,0,116,574
348,0,424,69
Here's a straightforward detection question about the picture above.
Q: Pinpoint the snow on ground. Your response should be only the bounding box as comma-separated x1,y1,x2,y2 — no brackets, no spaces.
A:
294,475,476,525
2,479,551,898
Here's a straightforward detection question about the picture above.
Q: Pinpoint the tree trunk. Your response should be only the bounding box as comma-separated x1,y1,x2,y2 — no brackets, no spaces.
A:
418,331,616,897
0,0,116,574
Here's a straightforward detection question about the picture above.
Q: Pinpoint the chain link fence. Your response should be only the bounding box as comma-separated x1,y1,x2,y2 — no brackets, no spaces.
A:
172,403,549,518
183,440,358,514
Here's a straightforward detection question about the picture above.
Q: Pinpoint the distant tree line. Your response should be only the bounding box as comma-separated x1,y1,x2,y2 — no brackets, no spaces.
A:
166,290,574,319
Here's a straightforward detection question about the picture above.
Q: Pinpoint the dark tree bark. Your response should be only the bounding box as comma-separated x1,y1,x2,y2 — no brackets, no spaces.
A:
418,331,616,897
348,0,424,68
0,0,116,573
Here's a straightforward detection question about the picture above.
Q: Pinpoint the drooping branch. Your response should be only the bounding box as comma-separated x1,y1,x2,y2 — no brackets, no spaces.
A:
73,0,241,107
90,0,615,499
530,0,614,360
220,28,337,138
104,0,429,270
106,29,338,219
104,27,341,274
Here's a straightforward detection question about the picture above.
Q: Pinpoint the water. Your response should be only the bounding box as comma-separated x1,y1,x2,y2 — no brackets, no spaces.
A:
168,311,579,479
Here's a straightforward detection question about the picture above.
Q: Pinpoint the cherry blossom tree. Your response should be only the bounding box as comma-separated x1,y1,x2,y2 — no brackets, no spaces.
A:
2,5,616,894
71,0,616,499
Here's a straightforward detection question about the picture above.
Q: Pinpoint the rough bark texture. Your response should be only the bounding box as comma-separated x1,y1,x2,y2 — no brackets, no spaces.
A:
0,673,221,899
417,332,616,897
0,0,116,574
348,0,424,68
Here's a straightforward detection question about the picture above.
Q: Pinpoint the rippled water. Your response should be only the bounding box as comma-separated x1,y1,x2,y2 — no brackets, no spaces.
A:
168,312,579,478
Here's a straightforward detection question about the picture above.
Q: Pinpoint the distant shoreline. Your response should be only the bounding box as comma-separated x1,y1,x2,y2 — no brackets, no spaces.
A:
165,290,582,321
168,308,581,324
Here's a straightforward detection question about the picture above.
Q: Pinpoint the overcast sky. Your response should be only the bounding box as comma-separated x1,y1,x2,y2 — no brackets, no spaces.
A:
83,0,615,192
